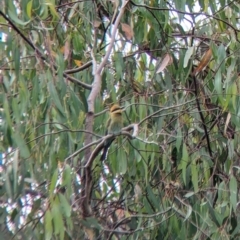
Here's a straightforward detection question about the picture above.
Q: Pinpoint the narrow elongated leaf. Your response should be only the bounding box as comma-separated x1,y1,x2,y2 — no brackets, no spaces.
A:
52,196,64,236
49,169,58,195
26,0,33,19
8,10,31,25
191,159,198,192
59,194,71,217
13,132,30,159
156,53,173,73
179,144,189,185
192,48,212,76
121,23,134,40
184,46,194,68
230,176,237,212
48,81,65,115
215,71,223,103
45,210,53,240
118,150,127,174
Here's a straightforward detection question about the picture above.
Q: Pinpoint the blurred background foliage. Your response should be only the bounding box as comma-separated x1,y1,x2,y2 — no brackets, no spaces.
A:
1,0,240,239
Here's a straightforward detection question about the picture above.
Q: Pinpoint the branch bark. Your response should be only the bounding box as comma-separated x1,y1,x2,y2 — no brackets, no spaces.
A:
80,0,129,219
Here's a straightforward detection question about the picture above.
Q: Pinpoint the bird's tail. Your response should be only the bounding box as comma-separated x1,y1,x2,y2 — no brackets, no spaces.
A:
101,138,114,161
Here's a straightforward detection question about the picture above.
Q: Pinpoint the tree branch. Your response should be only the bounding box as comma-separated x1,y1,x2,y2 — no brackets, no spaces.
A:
81,0,130,218
87,0,129,113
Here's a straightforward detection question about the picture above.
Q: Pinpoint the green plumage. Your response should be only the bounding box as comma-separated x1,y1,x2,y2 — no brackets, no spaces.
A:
101,105,123,161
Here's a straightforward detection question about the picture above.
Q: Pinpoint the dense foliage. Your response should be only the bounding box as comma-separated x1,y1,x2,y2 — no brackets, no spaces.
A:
1,0,240,239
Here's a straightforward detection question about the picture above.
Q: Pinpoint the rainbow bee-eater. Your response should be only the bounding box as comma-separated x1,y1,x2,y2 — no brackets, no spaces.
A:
101,104,124,161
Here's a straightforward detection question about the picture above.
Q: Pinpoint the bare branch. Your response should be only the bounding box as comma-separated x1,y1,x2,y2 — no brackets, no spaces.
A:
87,0,130,113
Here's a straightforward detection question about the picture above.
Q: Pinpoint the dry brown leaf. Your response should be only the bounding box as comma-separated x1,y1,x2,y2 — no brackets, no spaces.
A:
85,227,95,240
156,53,173,73
115,208,125,219
93,20,101,28
192,48,212,76
121,23,134,40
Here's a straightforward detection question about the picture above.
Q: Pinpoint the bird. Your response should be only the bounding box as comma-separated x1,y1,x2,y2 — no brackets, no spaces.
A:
101,104,124,161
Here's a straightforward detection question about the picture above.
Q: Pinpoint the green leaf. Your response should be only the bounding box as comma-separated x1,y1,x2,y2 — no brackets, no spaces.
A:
184,192,195,198
52,196,64,236
214,71,223,103
48,81,65,115
217,44,226,71
62,164,71,187
114,52,124,81
191,159,198,192
14,46,20,77
179,144,189,185
59,194,71,218
26,0,33,19
175,0,186,21
56,53,65,84
146,185,159,210
45,210,53,240
13,132,30,159
81,217,101,230
230,82,237,110
230,176,237,212
12,150,19,194
45,1,59,19
184,204,192,222
176,127,182,152
3,98,12,128
118,150,127,174
8,10,30,26
165,72,173,102
49,169,58,195
184,46,194,68
12,98,20,123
